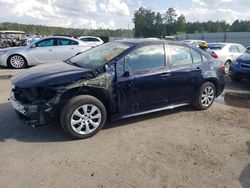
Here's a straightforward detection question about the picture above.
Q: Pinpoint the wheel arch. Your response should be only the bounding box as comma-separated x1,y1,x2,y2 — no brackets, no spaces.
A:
224,59,232,64
204,78,219,96
60,87,114,115
7,53,28,67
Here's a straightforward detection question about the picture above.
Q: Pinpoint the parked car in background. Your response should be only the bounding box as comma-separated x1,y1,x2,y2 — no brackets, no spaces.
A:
207,43,247,74
0,30,27,48
0,36,91,68
230,53,250,82
182,39,207,47
246,46,250,53
78,36,104,47
10,39,225,139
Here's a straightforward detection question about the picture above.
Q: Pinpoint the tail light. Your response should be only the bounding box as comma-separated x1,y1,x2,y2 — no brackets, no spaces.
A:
220,64,225,71
211,51,218,58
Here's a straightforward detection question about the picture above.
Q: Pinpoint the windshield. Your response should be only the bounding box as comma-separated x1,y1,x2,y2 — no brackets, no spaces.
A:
69,42,131,69
208,44,225,50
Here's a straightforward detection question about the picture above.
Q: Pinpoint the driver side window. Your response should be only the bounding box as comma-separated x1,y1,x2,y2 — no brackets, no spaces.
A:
36,39,55,47
124,44,165,73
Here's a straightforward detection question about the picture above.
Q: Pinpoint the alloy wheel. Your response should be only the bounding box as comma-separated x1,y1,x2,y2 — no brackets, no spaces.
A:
70,104,102,135
10,55,25,68
201,86,215,107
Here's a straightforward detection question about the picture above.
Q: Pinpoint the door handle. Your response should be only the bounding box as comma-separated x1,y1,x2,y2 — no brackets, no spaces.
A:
160,73,171,78
48,49,53,52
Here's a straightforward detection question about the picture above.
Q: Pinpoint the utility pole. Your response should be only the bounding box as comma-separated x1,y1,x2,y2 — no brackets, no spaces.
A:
128,23,130,38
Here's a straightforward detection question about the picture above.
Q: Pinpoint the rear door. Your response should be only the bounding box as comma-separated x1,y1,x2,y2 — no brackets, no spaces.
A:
56,38,80,60
166,44,203,104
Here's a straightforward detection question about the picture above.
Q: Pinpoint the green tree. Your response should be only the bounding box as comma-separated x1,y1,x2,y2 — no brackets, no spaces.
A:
164,8,177,24
177,14,186,34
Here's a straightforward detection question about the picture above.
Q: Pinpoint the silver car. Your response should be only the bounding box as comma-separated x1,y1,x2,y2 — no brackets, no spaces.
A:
207,43,247,74
0,36,91,68
78,36,104,47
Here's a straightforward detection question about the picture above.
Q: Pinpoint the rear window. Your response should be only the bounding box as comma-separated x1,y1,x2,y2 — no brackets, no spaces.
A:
208,44,225,50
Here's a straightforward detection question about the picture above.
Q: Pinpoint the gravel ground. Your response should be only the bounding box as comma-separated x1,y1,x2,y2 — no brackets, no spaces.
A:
0,67,250,188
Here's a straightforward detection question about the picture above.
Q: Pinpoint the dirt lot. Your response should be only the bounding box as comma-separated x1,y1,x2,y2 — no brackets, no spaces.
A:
0,67,250,188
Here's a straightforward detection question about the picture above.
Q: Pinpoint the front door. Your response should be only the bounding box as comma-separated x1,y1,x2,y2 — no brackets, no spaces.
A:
29,38,57,64
116,44,171,115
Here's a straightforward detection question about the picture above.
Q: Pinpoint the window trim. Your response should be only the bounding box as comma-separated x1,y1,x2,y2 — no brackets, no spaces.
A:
35,38,56,47
229,45,240,53
56,38,78,46
190,48,203,64
168,44,194,68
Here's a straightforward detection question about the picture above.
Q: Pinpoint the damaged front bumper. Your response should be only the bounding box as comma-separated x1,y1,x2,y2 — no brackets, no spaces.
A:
10,90,61,127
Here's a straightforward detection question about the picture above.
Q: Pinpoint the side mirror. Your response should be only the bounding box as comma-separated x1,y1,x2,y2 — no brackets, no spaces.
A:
105,64,115,72
30,43,36,48
123,71,130,77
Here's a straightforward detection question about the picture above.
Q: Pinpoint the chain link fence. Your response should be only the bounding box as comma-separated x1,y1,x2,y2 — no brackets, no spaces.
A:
175,32,250,47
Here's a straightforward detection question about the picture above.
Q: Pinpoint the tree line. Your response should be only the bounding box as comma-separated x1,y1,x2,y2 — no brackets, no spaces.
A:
0,22,133,37
133,7,250,38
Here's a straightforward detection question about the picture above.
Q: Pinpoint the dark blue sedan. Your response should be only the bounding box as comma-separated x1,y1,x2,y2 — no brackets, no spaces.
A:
230,53,250,82
10,39,225,139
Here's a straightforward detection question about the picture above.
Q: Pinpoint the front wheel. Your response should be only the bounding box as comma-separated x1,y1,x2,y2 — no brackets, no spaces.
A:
60,95,107,139
192,82,216,110
8,54,27,69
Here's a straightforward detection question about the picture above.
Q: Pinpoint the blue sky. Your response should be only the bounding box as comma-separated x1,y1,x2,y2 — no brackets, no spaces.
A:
0,0,250,29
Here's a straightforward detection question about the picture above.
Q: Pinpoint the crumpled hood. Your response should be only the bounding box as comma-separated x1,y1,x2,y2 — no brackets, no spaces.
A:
11,62,95,88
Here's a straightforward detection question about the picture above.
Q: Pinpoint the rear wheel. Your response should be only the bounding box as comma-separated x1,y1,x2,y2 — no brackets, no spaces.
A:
60,95,107,139
8,54,27,69
224,60,231,74
192,82,216,110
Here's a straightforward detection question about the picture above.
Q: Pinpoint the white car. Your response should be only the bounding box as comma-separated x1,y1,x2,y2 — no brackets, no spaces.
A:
182,39,207,47
78,36,104,47
207,43,247,74
0,36,92,68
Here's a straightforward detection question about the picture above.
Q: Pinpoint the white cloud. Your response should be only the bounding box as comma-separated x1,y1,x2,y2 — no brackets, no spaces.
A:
177,0,250,23
0,0,250,29
99,0,130,16
0,0,126,29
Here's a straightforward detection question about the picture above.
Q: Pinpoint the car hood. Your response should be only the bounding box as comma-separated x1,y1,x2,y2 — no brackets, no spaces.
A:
11,62,95,88
237,53,250,64
1,46,27,53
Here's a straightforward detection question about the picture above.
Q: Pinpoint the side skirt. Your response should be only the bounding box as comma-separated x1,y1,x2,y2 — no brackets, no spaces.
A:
112,103,190,121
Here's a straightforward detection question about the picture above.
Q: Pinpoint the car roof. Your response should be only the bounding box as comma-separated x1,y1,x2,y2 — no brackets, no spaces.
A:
79,36,101,39
36,36,87,45
117,38,192,46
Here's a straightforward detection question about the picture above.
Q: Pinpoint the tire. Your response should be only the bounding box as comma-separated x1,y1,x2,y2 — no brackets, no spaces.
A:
224,60,231,74
192,82,216,110
231,76,241,82
60,95,107,139
8,54,27,69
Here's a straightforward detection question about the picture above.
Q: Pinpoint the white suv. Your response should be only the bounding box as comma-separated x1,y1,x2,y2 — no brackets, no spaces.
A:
78,36,104,47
